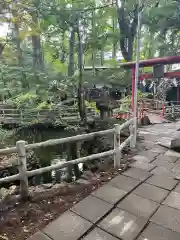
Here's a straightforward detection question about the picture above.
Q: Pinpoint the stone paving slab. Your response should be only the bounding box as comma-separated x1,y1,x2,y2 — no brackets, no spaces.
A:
150,166,177,178
98,208,147,240
155,154,178,163
138,222,180,240
174,159,180,165
163,191,180,210
139,150,159,159
140,140,155,150
172,163,180,173
175,174,180,180
121,167,152,181
158,139,172,149
146,175,178,190
133,183,169,203
152,158,175,170
150,205,180,234
43,210,92,240
109,175,141,192
130,160,155,172
136,236,145,240
150,147,166,154
165,150,180,158
117,193,159,219
137,150,159,162
174,182,180,193
71,195,112,223
91,184,127,205
83,227,119,240
28,232,51,240
132,155,152,163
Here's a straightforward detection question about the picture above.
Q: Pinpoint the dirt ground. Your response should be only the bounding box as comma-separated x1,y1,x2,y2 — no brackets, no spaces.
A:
0,167,123,240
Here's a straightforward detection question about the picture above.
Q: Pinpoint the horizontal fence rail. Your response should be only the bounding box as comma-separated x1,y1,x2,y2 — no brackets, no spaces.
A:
0,118,134,200
0,107,99,124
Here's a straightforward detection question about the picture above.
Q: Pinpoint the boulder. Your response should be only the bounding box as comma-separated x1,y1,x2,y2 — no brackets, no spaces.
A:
158,131,180,149
170,131,180,149
141,116,151,126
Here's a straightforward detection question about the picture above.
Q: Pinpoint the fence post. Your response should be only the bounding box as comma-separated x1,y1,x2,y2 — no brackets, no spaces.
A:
16,140,29,200
129,120,134,148
114,124,121,168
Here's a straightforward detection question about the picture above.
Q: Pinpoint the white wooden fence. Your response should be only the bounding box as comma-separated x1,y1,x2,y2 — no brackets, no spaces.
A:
0,118,134,200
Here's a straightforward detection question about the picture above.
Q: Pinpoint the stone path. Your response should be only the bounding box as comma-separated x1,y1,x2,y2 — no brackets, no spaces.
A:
28,122,180,240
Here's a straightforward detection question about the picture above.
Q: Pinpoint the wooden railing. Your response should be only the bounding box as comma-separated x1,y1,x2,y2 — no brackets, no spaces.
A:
0,107,98,124
0,118,134,200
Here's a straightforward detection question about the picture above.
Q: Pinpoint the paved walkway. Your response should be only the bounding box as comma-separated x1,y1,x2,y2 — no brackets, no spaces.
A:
28,122,180,240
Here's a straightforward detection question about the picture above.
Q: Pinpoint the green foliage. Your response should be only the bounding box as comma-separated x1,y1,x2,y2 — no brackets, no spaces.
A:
0,0,179,119
85,100,100,113
13,92,39,109
37,101,53,110
114,91,151,113
0,127,13,146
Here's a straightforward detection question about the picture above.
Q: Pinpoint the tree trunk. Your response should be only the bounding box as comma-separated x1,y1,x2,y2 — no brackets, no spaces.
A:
60,30,66,63
68,26,75,76
112,1,117,59
100,50,104,66
31,10,44,70
12,0,22,64
116,0,138,61
92,8,96,75
159,29,167,57
77,17,87,127
13,21,23,66
12,0,28,88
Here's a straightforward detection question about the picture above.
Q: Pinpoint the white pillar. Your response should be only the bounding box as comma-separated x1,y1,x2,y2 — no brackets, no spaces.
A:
132,1,142,147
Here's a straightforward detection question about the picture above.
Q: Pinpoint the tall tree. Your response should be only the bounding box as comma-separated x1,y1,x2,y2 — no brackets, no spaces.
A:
116,0,139,61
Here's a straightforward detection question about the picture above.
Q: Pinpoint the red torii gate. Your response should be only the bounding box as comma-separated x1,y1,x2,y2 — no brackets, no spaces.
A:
120,56,180,110
84,56,180,147
84,56,180,110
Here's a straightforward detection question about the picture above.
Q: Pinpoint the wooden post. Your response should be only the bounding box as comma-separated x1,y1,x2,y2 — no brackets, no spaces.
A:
16,140,29,200
114,124,121,168
129,121,134,148
74,141,81,179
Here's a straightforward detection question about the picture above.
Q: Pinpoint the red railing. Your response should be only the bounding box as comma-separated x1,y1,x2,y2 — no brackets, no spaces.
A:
113,99,166,120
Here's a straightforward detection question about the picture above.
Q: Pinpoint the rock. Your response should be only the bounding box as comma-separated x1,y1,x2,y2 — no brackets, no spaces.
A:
171,131,180,149
52,183,67,189
81,171,94,180
76,179,91,185
42,183,54,189
0,149,40,188
29,185,44,193
9,185,17,194
0,185,17,202
0,188,9,199
141,116,151,125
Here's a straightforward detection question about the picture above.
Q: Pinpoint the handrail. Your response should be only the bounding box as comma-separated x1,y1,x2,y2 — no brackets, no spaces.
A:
0,107,99,124
0,118,134,200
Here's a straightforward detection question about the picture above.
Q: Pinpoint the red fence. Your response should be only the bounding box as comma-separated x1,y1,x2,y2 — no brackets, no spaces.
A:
112,99,166,120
